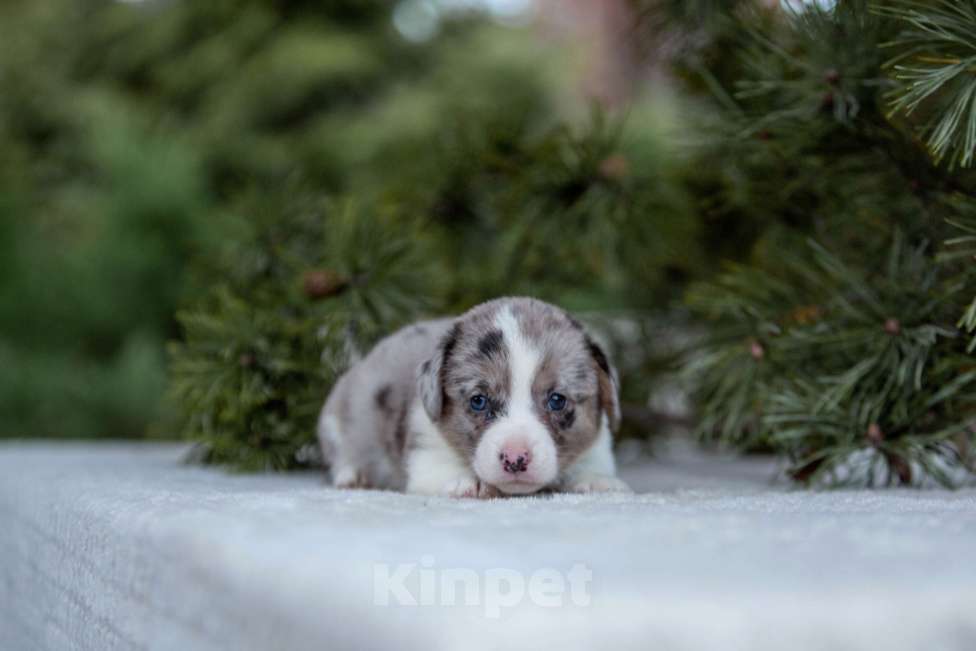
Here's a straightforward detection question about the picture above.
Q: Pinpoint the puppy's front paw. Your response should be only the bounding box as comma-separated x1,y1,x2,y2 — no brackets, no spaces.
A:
333,467,372,489
476,482,503,499
566,475,632,494
442,477,501,499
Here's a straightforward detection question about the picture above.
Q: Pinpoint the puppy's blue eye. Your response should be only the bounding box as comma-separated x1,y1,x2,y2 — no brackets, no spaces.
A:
469,395,488,412
547,393,567,411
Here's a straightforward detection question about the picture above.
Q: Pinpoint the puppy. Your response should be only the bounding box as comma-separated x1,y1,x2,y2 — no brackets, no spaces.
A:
317,297,630,497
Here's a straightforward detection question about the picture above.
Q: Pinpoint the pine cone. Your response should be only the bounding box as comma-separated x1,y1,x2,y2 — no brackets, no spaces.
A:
867,423,884,445
749,340,765,360
885,452,912,485
303,269,348,300
598,154,629,181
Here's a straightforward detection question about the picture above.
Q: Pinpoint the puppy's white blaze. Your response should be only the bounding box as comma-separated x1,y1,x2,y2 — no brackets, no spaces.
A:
472,307,559,493
494,307,539,419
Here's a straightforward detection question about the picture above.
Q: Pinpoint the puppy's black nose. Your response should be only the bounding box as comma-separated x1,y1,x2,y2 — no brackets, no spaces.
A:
499,444,531,475
503,456,528,474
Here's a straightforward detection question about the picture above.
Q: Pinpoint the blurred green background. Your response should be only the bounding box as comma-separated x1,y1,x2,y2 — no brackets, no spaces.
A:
0,0,703,443
3,0,974,485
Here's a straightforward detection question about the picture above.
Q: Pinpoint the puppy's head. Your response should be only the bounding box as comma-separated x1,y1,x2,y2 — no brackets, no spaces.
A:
418,297,619,495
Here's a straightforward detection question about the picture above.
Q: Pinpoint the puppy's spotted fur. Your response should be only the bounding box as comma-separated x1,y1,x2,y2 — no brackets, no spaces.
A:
318,297,630,497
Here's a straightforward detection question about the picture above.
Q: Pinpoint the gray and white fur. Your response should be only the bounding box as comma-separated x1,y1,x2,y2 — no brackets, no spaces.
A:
317,297,630,497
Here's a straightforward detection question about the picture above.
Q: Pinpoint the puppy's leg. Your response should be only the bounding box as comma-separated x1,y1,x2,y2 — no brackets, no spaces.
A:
405,405,496,498
560,415,631,494
318,411,374,489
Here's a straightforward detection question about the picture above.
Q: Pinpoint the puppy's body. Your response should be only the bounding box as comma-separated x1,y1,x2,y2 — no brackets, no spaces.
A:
318,297,629,497
318,318,452,490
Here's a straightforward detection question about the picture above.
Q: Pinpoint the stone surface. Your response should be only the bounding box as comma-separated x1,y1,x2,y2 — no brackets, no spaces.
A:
2,440,975,651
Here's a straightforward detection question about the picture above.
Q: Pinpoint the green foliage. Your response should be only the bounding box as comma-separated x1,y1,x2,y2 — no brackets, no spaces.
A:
165,103,700,469
736,1,891,127
941,197,976,351
168,199,437,470
1,0,707,464
688,234,976,485
675,0,976,485
878,0,976,168
0,0,575,442
0,95,212,437
9,0,975,487
401,111,698,311
169,287,333,470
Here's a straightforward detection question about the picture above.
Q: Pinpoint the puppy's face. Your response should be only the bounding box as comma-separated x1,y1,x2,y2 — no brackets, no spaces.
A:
418,298,619,495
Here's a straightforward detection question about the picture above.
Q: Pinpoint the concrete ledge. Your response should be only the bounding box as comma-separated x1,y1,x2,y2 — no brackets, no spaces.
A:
2,441,975,651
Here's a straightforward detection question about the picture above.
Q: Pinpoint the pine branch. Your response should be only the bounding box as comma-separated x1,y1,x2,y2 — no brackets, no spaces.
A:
877,0,976,167
940,196,976,351
686,233,976,486
735,0,891,129
167,199,439,470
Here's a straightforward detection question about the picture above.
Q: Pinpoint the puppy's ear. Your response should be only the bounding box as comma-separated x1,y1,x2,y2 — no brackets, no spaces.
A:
417,322,460,422
585,336,620,432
